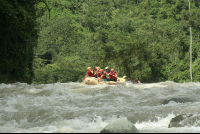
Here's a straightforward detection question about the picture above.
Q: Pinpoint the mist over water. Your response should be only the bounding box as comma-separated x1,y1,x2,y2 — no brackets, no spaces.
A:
0,81,200,133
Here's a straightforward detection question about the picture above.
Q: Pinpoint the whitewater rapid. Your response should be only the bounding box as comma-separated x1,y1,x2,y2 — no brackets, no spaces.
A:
0,81,200,133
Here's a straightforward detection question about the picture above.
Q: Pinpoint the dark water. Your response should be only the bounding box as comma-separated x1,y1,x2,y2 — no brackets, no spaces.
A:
0,81,200,133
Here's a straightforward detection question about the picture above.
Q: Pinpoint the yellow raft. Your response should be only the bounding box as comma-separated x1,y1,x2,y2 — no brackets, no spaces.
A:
83,76,126,86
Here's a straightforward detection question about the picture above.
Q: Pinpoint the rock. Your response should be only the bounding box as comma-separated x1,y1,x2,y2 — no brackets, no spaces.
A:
127,116,139,124
180,113,200,127
54,128,76,133
168,114,193,128
161,97,193,105
100,119,139,133
168,122,184,128
171,114,193,123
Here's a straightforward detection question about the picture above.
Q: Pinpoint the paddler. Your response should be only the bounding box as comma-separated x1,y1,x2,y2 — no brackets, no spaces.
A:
133,78,141,84
107,68,118,81
105,67,110,74
86,67,95,77
94,67,101,79
99,69,107,81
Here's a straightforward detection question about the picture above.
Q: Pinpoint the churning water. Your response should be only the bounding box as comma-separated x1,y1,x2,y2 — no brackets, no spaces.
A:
0,81,200,133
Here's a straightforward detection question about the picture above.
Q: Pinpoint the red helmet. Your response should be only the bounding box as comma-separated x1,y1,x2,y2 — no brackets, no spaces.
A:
100,69,104,72
111,69,114,71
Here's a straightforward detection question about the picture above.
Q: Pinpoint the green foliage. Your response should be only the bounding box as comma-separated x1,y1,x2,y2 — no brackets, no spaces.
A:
0,0,40,83
33,0,200,83
2,0,200,84
33,56,85,84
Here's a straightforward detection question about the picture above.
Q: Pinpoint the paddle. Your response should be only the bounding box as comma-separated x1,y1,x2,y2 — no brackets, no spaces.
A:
81,68,96,86
96,69,99,85
80,74,88,86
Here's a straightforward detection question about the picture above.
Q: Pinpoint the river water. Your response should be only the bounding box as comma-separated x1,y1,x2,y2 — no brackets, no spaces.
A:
0,81,200,133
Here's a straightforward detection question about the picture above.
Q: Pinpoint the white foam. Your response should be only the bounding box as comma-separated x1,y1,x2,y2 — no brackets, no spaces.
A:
1,82,200,133
4,106,18,112
27,88,43,93
135,113,175,129
49,115,108,133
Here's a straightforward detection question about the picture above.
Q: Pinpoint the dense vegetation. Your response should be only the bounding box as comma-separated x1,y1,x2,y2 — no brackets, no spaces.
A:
1,0,200,84
0,0,41,84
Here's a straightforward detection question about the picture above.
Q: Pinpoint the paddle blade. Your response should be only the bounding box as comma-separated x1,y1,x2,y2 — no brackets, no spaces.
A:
80,82,84,86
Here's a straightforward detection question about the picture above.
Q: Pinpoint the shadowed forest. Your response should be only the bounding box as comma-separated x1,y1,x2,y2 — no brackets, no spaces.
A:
1,0,200,84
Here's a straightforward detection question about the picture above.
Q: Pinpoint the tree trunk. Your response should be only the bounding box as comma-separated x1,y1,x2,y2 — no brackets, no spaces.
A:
190,26,192,82
102,12,107,27
129,54,131,79
188,0,192,82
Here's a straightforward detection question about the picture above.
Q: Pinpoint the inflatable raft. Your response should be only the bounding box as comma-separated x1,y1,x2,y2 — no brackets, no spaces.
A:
83,77,126,86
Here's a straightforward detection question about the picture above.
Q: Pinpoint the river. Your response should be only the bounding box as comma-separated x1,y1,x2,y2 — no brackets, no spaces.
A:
0,81,200,133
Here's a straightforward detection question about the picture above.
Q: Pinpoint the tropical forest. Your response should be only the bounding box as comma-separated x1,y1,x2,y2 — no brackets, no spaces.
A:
1,0,200,84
